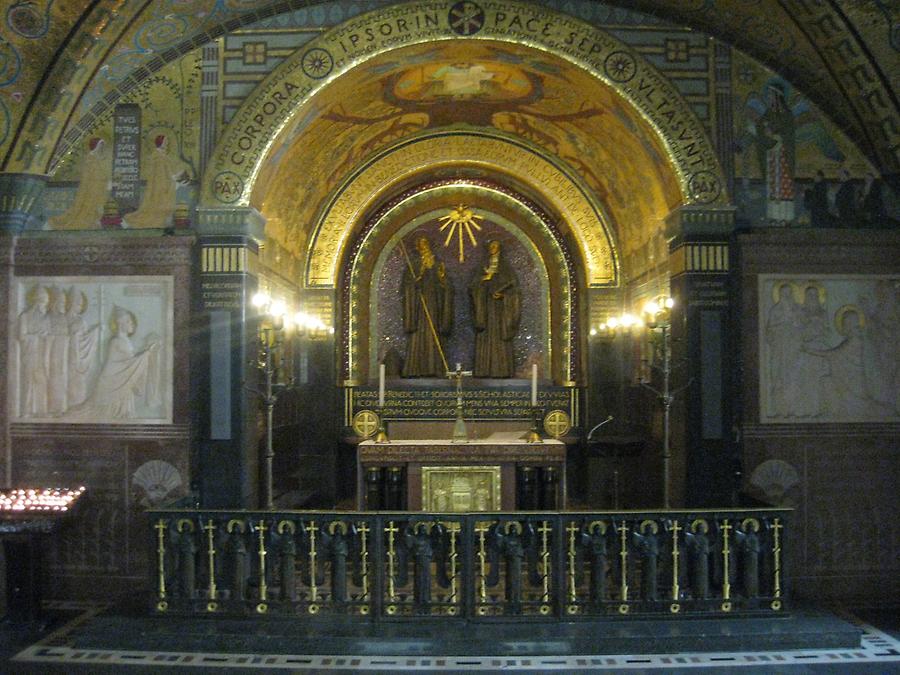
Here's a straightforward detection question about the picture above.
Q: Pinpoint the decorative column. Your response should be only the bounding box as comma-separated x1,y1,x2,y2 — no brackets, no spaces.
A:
194,206,265,508
665,205,738,507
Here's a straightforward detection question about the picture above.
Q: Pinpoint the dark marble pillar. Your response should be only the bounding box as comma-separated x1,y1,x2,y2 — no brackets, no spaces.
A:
666,206,739,507
194,207,265,508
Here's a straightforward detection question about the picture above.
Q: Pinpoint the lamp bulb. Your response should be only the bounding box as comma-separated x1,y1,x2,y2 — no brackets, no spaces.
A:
270,299,287,317
252,292,271,309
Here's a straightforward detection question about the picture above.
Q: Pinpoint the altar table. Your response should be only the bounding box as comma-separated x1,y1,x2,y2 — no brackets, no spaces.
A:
357,439,566,511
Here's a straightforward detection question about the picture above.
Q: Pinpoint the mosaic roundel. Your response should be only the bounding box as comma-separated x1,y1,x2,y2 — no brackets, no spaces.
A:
603,51,637,84
449,1,485,36
688,170,722,204
212,171,245,204
6,2,50,39
302,48,334,79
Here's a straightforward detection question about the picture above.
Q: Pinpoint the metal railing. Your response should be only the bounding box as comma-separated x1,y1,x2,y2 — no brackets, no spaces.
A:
149,508,788,619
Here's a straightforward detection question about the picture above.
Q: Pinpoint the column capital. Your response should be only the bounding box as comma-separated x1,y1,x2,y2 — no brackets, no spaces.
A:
195,206,265,243
0,173,48,233
665,205,737,247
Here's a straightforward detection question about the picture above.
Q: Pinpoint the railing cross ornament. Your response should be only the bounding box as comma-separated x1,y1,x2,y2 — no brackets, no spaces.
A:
670,520,682,603
385,520,399,602
566,522,579,603
256,519,269,603
720,519,732,607
617,521,629,604
154,519,168,603
203,519,218,601
306,521,320,602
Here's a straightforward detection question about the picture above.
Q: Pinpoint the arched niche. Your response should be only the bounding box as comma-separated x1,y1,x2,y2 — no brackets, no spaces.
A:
308,130,618,290
339,178,584,386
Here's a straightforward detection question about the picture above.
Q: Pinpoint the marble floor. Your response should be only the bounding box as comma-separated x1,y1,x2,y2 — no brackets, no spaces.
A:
2,603,898,673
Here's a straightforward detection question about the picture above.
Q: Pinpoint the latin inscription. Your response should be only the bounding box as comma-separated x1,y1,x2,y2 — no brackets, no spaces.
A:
207,0,725,211
112,104,141,212
353,386,572,421
201,280,243,310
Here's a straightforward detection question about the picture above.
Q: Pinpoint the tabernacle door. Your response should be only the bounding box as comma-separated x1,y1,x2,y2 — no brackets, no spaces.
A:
357,439,566,511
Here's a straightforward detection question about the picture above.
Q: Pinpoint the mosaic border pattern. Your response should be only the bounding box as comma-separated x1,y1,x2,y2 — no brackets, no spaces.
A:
13,613,900,671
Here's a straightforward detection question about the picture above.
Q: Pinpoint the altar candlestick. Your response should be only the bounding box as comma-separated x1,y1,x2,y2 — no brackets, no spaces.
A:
531,364,538,406
378,364,385,407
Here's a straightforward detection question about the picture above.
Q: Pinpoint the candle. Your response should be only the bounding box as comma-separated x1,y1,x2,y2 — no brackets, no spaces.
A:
378,363,385,408
531,364,538,406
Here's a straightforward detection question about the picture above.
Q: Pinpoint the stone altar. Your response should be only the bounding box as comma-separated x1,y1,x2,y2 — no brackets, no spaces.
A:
357,438,566,511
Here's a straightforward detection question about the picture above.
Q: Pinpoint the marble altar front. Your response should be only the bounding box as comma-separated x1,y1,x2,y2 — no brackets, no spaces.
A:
357,438,566,511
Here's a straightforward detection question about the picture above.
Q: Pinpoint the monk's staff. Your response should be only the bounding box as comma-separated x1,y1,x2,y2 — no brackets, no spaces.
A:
398,239,450,375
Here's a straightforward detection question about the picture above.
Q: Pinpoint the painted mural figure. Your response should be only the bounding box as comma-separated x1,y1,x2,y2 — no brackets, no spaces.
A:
469,240,521,378
47,137,111,230
125,135,191,229
16,285,51,416
46,287,71,414
66,288,100,408
756,83,796,223
764,282,800,416
741,78,844,226
76,306,161,419
400,237,453,377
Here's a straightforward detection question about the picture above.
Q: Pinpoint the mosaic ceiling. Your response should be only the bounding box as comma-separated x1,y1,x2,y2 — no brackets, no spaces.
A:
252,39,681,264
0,0,896,180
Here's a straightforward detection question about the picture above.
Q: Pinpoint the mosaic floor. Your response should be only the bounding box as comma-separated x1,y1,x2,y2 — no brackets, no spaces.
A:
7,606,900,673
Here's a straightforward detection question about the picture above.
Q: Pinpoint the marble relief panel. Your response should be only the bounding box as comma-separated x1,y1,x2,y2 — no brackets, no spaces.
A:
9,276,173,424
758,275,900,423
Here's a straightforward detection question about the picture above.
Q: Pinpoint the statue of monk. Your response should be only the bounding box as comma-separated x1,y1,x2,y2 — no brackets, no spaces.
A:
469,240,521,377
400,236,453,377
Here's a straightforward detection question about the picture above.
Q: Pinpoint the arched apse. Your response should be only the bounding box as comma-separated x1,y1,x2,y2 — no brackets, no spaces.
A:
204,0,726,213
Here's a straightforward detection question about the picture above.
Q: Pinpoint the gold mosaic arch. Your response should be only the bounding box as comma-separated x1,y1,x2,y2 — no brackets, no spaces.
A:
201,0,726,210
308,130,616,289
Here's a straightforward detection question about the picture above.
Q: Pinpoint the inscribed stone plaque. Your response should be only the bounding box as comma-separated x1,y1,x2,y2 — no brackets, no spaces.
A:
112,104,142,213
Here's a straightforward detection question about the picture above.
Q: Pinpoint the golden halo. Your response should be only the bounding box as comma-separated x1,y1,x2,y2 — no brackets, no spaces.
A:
834,304,865,335
639,519,659,534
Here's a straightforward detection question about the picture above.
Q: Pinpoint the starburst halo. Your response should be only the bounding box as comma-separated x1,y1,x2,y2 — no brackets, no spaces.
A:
438,204,483,262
